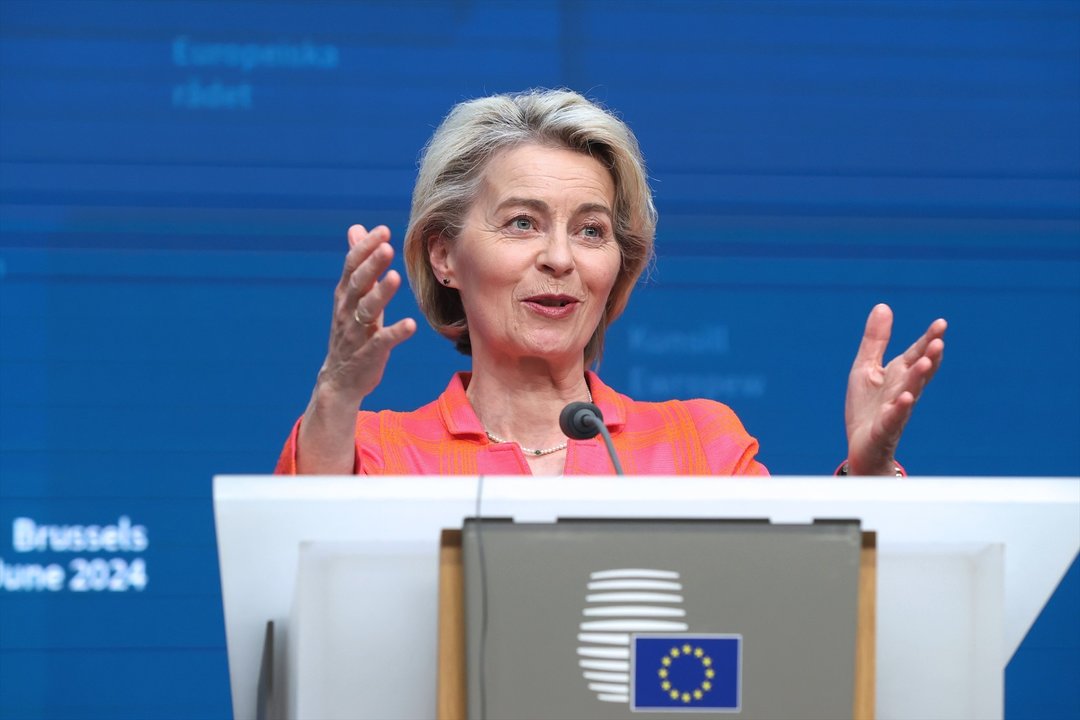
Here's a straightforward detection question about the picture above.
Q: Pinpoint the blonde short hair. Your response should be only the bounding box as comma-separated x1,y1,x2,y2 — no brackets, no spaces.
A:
403,88,656,363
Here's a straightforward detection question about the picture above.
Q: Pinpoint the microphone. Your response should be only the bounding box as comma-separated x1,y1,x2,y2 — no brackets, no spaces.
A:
559,402,602,440
559,402,624,475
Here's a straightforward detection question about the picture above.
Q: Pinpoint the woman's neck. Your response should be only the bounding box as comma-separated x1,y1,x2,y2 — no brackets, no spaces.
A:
466,354,591,451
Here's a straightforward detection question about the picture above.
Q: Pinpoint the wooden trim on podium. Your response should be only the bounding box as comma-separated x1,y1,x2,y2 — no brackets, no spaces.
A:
855,530,877,720
437,529,466,720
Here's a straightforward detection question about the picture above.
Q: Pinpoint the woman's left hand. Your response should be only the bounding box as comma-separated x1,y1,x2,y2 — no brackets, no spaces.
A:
845,304,947,475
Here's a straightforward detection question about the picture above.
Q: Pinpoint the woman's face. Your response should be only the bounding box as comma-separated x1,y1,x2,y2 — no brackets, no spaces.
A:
431,143,621,366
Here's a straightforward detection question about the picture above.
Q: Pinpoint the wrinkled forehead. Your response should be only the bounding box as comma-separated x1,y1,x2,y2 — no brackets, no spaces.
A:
473,143,616,213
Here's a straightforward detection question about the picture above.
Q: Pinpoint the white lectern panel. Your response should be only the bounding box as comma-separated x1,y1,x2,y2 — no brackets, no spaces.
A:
289,542,437,720
213,476,1079,720
876,544,1004,720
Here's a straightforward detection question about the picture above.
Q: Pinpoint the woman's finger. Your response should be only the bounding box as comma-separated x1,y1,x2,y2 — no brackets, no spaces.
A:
894,355,935,401
900,318,947,366
363,317,417,358
338,225,389,290
338,225,370,284
927,336,946,368
889,335,946,400
347,224,368,249
340,240,395,316
347,317,418,395
353,269,403,325
920,337,946,382
876,391,916,443
853,304,893,370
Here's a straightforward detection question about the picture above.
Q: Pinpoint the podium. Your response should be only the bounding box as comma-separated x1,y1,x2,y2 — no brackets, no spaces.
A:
213,476,1080,720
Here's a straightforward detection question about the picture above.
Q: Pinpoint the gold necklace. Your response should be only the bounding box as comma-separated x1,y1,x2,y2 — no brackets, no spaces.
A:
484,387,593,456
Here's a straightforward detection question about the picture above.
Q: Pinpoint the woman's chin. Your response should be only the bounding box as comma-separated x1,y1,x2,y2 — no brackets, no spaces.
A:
493,336,589,365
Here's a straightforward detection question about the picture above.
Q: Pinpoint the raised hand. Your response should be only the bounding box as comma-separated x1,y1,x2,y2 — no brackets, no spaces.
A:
318,224,417,400
298,225,416,473
845,304,947,476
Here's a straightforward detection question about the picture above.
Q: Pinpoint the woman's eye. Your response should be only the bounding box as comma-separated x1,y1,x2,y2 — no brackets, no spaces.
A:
512,217,533,231
582,224,605,239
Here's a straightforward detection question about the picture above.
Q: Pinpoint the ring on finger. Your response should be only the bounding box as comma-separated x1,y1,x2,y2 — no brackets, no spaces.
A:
353,306,373,327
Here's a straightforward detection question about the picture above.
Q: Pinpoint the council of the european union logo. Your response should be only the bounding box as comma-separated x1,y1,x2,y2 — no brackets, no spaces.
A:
577,569,690,704
631,635,742,711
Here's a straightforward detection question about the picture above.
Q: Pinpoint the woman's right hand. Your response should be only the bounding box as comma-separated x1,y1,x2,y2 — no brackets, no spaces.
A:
298,225,416,473
318,224,417,401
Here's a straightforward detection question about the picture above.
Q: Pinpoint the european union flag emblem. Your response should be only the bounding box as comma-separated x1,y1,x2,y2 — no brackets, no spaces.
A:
631,634,741,711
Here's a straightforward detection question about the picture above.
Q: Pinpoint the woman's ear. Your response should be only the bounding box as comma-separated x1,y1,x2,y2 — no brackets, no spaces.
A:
428,234,453,285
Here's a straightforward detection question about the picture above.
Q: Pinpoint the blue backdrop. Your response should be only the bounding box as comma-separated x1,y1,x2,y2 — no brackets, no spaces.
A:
1,1,1077,717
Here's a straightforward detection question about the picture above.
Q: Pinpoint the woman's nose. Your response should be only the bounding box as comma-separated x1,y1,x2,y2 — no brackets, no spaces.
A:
537,231,575,276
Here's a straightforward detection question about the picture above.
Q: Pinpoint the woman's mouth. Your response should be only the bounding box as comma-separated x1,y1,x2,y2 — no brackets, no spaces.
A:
523,294,580,317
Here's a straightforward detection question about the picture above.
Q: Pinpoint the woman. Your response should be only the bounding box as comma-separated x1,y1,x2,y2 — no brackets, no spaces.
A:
276,89,946,476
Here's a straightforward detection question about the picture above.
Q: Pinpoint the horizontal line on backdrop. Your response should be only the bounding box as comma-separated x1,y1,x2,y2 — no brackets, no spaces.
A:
3,193,1077,220
1,271,1075,294
0,272,332,286
1,226,1077,253
4,157,1078,181
636,282,1078,295
659,204,1080,222
2,101,1076,127
0,63,556,85
3,241,1076,263
1,157,417,171
0,191,411,211
1,24,1076,57
653,242,1080,262
0,360,311,370
1,448,274,455
8,277,1068,295
0,449,265,456
0,27,560,47
2,79,1072,105
2,24,1075,53
0,402,300,411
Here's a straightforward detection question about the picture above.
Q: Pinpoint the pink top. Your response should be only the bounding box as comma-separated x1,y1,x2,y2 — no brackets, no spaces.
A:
276,371,769,476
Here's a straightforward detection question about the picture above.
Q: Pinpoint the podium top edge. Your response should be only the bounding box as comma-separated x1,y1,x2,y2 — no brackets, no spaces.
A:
212,475,1080,505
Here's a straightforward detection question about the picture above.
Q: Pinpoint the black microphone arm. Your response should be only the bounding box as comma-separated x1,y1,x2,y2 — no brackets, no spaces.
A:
559,401,625,475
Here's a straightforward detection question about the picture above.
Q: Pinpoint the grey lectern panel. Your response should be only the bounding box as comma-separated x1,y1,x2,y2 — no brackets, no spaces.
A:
463,519,861,720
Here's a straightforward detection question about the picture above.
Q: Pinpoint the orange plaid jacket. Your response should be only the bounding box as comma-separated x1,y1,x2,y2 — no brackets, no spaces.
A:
275,371,768,476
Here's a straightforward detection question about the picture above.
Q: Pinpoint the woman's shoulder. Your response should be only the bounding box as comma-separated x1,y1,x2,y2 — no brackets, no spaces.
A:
354,372,473,442
592,372,747,434
355,395,444,437
595,377,764,475
620,394,748,434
